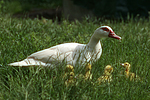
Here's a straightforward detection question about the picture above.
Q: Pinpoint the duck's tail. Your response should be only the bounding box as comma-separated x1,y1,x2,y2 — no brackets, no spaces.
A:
8,58,46,67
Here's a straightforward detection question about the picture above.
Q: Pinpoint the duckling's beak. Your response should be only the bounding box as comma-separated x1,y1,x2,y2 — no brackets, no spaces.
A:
120,63,125,67
108,32,121,40
120,63,124,66
75,76,77,79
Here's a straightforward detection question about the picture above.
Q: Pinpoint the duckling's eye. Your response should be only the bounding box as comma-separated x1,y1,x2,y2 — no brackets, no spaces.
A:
125,64,127,65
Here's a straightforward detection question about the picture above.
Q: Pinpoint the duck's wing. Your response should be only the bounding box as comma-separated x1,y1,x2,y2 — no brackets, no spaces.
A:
8,43,83,66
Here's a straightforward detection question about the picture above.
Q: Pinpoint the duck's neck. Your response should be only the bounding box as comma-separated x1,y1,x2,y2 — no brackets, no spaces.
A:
87,34,101,49
125,68,130,77
104,71,111,76
125,68,130,72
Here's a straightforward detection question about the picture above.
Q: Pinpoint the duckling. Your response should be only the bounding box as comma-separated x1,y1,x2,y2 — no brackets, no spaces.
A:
65,65,74,72
84,63,92,80
76,63,92,80
63,65,74,79
65,72,75,86
120,62,141,81
97,65,113,85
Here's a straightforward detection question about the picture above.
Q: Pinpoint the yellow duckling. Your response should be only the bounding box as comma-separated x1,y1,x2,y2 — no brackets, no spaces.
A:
63,65,74,79
65,72,75,86
97,65,113,85
120,62,141,81
84,63,92,80
65,65,74,72
76,63,92,80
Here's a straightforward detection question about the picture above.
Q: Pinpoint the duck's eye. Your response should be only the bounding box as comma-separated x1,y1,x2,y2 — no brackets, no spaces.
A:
102,28,109,32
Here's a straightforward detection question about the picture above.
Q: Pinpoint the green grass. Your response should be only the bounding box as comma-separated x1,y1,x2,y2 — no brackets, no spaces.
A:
0,16,150,99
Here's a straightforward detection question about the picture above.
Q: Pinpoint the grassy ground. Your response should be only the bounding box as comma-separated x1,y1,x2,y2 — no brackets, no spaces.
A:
0,16,150,99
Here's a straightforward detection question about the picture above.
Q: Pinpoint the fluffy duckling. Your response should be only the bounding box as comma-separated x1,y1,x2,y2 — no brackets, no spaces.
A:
84,63,92,80
63,65,74,79
65,72,75,86
97,65,113,85
76,63,92,80
120,62,141,81
65,65,74,72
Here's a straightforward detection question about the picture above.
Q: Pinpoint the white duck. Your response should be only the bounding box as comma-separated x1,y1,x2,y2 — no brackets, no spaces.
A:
8,26,121,67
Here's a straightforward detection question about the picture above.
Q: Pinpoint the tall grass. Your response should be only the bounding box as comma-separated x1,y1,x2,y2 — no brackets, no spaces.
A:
0,16,149,99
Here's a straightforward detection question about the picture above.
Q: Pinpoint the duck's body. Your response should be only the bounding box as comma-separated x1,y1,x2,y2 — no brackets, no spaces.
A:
97,65,113,84
120,62,141,81
97,75,112,84
8,26,121,67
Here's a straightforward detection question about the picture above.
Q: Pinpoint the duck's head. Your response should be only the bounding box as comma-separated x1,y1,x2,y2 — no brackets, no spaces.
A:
120,62,130,71
94,26,121,40
65,65,74,72
85,63,92,71
104,65,113,75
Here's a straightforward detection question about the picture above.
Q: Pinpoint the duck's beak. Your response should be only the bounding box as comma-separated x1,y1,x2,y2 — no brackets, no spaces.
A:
108,32,121,40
